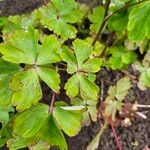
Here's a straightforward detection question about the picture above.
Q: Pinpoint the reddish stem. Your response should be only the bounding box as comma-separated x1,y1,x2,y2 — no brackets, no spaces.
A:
110,119,122,150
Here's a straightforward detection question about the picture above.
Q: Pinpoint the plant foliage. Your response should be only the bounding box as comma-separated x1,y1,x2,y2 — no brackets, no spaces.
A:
0,0,150,149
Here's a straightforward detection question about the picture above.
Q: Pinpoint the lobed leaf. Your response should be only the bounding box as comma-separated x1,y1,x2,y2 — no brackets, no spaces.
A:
65,74,79,98
10,69,42,111
81,58,102,73
53,106,82,137
11,104,49,138
128,1,150,41
0,27,38,64
39,0,83,39
73,39,93,66
37,35,61,65
0,59,21,107
88,6,105,32
109,46,137,69
60,46,77,74
37,67,60,93
39,115,68,150
105,77,131,120
79,74,99,101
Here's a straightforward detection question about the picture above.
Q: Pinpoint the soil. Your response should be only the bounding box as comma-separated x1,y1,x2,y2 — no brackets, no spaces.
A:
0,1,150,150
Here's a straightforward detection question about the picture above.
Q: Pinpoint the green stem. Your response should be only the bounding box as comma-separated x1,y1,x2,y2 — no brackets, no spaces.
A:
87,121,108,150
92,0,111,46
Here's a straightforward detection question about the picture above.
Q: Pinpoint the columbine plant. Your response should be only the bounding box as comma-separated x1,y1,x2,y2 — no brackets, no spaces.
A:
0,0,150,149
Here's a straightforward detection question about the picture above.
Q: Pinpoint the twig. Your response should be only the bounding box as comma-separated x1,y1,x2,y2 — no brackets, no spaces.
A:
99,31,116,57
121,70,137,80
110,119,122,150
92,0,111,46
49,92,56,113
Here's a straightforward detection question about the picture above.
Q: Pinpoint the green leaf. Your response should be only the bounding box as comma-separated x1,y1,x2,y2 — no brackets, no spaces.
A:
0,28,61,110
106,86,116,102
132,62,150,89
88,6,105,32
0,28,61,65
37,35,61,65
10,104,67,150
0,111,9,125
139,68,150,87
128,1,150,41
0,17,5,27
104,100,122,121
11,104,49,138
79,74,99,100
87,122,108,150
142,48,150,67
105,77,131,120
0,59,21,75
106,77,131,102
82,100,98,126
109,46,137,69
39,0,83,39
124,39,137,51
2,10,41,36
81,58,102,73
0,124,13,148
65,74,79,98
71,98,97,126
0,105,14,126
73,39,93,66
60,46,77,74
115,77,132,101
108,11,128,32
7,138,29,150
65,73,99,100
53,106,82,137
0,59,20,107
37,67,60,93
7,136,39,150
10,69,42,111
85,37,104,57
61,39,101,73
62,39,100,100
39,115,68,150
29,141,50,150
0,27,38,64
0,76,14,108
